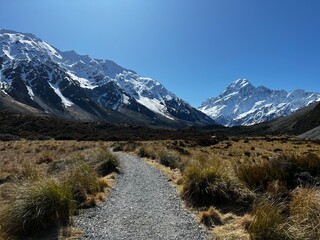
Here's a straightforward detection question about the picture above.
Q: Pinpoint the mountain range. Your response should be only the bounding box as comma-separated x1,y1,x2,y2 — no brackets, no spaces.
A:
1,29,320,132
0,29,214,128
199,79,320,126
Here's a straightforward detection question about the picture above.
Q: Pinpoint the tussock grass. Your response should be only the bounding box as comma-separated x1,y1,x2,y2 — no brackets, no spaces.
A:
199,207,224,227
182,157,252,207
0,141,121,239
158,151,180,169
122,141,140,152
66,163,100,205
137,146,157,159
0,178,73,236
94,148,120,176
249,200,290,240
288,187,320,239
284,153,320,177
235,159,289,191
236,153,320,192
248,187,320,240
137,139,320,240
111,141,140,152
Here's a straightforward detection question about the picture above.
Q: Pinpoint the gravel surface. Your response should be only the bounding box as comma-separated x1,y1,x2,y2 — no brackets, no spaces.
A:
75,152,209,240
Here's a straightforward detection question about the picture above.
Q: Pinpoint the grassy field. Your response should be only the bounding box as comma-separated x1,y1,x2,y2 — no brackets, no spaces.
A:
115,137,320,240
0,138,319,239
0,140,119,239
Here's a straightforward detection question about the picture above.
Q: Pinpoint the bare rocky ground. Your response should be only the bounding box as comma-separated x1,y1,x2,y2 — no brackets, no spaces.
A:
75,152,209,240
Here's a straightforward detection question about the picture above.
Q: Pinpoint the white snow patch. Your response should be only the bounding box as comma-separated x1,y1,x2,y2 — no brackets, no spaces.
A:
26,86,34,99
122,95,130,105
137,96,175,120
48,83,74,107
66,71,97,89
3,49,14,60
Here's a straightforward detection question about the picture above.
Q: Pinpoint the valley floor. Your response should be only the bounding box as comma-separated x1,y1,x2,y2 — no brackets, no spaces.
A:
0,138,319,239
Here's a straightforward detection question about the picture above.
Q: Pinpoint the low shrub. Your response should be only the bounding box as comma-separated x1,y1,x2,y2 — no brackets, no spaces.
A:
26,135,51,141
0,134,20,141
0,179,73,237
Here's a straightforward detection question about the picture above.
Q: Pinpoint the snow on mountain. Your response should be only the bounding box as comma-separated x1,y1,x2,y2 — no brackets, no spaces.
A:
0,29,213,127
199,79,320,126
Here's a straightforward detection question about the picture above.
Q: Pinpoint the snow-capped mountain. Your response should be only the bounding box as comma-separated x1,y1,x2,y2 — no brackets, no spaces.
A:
199,79,320,126
0,29,214,127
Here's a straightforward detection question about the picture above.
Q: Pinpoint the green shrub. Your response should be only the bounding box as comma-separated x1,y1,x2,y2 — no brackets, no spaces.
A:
0,179,73,237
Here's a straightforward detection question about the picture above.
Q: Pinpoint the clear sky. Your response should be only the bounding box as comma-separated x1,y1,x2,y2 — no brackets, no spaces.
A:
1,0,320,106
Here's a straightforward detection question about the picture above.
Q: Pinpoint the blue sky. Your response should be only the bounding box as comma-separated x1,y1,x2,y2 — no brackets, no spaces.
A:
1,0,320,106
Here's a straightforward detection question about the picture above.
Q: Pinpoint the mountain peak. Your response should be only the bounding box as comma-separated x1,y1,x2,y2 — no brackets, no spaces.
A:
221,78,254,96
0,29,214,127
229,78,252,89
199,79,320,126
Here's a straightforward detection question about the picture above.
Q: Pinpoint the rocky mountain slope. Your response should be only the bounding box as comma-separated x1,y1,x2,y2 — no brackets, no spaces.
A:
0,29,214,128
199,79,320,126
222,101,320,137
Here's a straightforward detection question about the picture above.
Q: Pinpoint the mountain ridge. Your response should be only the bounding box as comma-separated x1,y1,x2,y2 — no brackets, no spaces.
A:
0,29,214,128
199,79,320,126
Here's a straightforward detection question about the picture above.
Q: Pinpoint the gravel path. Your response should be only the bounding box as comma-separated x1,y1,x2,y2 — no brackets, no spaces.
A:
75,152,209,240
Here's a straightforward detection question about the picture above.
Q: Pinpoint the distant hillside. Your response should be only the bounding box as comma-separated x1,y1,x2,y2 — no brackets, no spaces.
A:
0,110,224,145
298,126,320,140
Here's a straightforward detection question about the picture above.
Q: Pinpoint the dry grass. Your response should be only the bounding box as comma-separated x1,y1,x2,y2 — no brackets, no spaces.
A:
59,227,83,240
288,187,320,239
248,199,289,240
182,157,253,208
1,138,318,239
199,207,224,227
136,138,320,240
0,178,73,236
0,140,118,239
